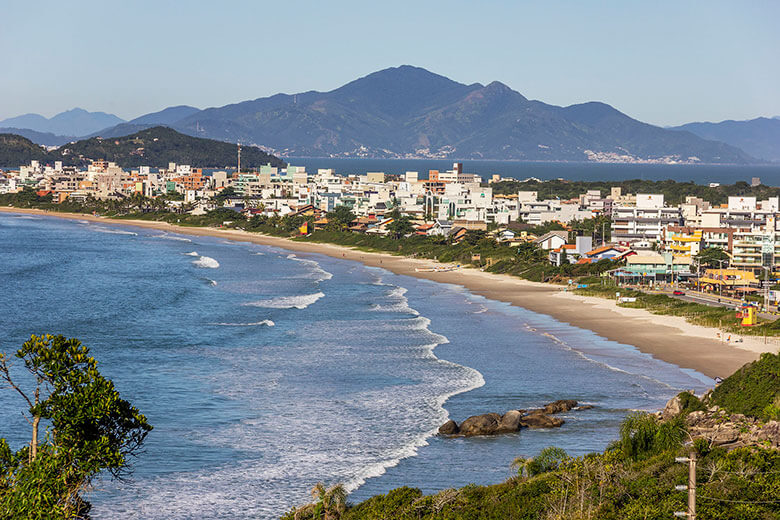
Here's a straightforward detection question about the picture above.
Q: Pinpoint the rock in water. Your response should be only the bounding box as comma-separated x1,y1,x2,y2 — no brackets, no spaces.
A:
459,413,502,436
520,413,565,429
543,400,578,414
497,410,524,433
438,419,459,435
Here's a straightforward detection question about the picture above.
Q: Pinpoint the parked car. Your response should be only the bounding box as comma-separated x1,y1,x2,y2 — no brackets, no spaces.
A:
672,290,685,296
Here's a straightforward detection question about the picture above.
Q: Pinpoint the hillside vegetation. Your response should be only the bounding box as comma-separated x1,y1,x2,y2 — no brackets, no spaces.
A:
0,127,286,168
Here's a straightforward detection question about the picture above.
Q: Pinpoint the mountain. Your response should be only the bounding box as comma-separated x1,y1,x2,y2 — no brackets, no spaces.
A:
0,128,76,147
671,117,780,162
164,66,754,163
0,108,125,137
127,105,200,125
0,127,285,169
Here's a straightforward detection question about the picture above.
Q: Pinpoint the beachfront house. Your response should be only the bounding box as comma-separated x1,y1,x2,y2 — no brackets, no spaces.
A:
534,230,569,250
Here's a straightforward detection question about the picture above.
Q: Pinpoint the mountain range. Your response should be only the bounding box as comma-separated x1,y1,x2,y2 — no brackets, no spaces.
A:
1,66,776,163
670,117,780,163
0,108,124,137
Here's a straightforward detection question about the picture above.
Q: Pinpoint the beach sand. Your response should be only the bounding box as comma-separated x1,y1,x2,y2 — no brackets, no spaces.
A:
3,206,774,379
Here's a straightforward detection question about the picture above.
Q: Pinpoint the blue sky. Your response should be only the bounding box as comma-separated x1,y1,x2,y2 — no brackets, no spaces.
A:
2,0,778,126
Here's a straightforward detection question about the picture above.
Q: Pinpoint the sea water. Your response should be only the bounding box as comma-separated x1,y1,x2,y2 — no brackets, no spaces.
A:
0,214,711,518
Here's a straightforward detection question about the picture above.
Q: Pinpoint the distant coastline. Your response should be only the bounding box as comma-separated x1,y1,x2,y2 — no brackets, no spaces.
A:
1,206,769,379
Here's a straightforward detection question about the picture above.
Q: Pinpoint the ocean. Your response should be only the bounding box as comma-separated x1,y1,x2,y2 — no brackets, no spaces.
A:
0,213,711,518
286,158,780,185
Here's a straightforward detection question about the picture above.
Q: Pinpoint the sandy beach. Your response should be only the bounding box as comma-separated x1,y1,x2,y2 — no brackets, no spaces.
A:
3,206,773,379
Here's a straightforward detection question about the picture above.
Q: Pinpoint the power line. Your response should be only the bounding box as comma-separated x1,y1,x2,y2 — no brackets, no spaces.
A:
697,495,780,505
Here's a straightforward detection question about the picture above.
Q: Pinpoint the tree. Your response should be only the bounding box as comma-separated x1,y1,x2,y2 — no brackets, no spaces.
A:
326,206,356,230
386,215,415,239
695,247,730,269
0,334,152,518
512,446,569,478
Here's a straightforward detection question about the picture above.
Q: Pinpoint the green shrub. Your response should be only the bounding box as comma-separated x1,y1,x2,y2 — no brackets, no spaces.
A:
711,352,780,420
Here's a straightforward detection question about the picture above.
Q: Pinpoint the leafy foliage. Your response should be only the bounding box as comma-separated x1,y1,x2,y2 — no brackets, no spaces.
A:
619,413,686,461
695,247,731,268
0,334,152,518
711,352,780,420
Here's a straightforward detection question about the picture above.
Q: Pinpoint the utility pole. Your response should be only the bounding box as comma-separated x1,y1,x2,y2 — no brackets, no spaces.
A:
237,143,241,174
674,452,696,519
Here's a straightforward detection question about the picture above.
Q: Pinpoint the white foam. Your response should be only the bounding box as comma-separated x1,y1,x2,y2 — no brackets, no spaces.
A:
210,320,274,327
90,226,137,236
193,256,220,269
183,251,199,256
243,292,324,309
538,330,676,390
285,253,333,282
153,233,192,242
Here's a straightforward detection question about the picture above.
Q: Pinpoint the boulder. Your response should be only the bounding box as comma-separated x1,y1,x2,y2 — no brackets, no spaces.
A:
543,400,578,414
438,420,459,435
497,410,524,433
757,421,780,447
520,412,565,429
661,395,683,420
459,413,502,436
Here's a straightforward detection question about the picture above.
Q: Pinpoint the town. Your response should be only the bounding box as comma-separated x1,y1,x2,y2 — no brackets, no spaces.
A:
2,158,778,310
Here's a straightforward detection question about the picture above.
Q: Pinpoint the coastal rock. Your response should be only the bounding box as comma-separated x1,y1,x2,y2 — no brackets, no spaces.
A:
520,413,565,429
497,410,524,433
543,400,578,414
574,405,594,411
438,420,459,435
757,421,780,447
661,395,683,420
459,413,502,436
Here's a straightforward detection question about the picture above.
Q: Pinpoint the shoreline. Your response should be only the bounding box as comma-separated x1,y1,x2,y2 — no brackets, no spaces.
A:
2,206,772,379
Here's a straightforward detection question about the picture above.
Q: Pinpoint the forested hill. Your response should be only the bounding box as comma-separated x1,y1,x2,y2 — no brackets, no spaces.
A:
0,127,286,169
0,134,51,166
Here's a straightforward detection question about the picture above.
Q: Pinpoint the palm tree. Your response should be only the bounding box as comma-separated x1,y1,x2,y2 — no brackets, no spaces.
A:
512,446,569,478
307,482,347,520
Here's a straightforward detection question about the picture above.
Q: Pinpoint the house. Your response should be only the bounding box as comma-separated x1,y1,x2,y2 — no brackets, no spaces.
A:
584,245,627,261
534,230,568,250
428,219,454,237
450,227,468,243
549,244,578,266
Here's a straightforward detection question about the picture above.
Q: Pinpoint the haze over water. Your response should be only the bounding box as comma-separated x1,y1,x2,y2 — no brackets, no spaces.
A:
0,214,711,518
288,159,780,185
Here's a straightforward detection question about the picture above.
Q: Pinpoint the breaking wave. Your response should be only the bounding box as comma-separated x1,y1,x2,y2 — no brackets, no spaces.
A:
193,256,220,269
243,292,325,309
210,320,275,327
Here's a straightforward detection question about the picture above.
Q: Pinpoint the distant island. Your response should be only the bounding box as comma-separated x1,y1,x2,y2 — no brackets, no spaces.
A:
0,127,285,169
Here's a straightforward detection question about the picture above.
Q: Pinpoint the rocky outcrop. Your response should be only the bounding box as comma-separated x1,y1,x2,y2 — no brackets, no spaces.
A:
661,395,683,420
543,400,578,414
520,413,565,429
438,420,459,435
682,409,780,450
440,400,590,437
459,413,502,436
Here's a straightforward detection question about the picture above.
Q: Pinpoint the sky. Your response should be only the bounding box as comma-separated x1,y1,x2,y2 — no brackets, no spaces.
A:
1,0,778,126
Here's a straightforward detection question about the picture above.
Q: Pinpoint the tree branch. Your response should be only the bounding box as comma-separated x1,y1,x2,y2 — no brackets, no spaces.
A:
0,359,35,410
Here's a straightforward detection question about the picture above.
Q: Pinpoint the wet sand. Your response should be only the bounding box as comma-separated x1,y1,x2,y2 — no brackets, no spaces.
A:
3,206,770,378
